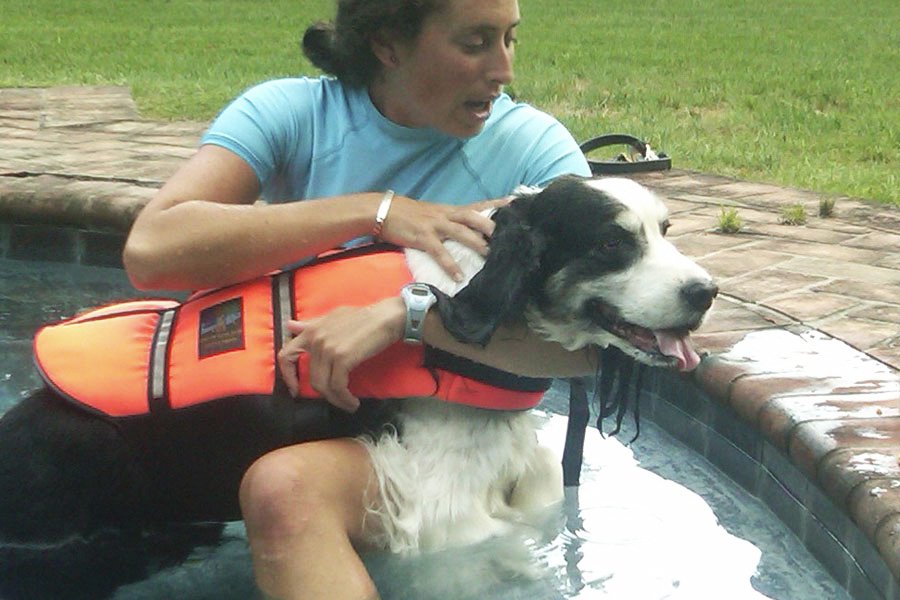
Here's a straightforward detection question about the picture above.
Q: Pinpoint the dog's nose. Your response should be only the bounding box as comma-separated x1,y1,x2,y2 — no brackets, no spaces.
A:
681,280,718,311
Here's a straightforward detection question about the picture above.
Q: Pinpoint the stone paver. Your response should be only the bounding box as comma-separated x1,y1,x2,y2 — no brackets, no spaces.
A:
0,86,205,230
2,86,900,597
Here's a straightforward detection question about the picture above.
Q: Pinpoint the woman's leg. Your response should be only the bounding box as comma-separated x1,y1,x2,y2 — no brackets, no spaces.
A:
240,438,379,600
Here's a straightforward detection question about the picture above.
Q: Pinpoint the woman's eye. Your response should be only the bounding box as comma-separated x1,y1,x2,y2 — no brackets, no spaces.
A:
460,36,488,51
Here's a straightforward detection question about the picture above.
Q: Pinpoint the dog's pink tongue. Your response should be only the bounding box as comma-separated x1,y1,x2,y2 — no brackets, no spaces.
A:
654,330,701,372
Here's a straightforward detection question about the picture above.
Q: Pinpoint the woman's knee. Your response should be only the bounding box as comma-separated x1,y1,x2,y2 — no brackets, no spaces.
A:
240,448,318,540
239,440,373,541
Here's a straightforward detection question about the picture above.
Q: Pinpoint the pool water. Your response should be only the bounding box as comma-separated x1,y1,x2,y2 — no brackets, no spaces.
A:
0,258,852,600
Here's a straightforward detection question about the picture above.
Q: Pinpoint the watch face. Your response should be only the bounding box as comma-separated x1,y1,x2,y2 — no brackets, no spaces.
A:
403,284,435,306
402,284,435,344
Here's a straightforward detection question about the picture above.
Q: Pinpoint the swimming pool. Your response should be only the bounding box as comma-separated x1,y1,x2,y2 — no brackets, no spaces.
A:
0,255,853,600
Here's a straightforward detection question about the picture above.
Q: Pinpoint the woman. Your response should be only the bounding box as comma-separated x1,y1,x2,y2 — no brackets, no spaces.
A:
124,0,594,598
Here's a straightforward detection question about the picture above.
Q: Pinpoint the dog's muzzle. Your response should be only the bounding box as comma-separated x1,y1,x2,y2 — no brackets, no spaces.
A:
589,277,718,372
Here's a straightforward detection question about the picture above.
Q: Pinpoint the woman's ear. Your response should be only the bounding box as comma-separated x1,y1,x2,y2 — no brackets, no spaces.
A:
369,30,400,67
432,200,544,346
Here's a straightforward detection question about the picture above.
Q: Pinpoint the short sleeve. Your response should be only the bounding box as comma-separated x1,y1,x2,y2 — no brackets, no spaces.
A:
200,79,314,196
519,117,591,187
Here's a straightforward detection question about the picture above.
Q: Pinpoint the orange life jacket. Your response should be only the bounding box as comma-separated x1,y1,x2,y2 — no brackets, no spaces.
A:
33,246,549,418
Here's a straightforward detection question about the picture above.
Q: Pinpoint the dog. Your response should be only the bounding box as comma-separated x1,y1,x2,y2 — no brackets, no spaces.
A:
0,175,716,599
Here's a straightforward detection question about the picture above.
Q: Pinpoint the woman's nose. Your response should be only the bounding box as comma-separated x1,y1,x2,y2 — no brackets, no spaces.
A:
487,41,514,85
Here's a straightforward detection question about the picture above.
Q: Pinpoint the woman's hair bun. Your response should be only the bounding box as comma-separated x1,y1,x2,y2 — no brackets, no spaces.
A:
302,22,342,77
301,1,442,87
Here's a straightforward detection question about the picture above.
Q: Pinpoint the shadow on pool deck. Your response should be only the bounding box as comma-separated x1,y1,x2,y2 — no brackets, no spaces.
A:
2,85,900,599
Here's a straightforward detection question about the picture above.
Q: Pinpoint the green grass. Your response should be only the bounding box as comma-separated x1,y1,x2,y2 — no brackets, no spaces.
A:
716,205,742,233
779,203,808,225
2,0,898,204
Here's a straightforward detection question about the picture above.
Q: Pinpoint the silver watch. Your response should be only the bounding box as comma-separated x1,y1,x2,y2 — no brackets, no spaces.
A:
400,283,437,344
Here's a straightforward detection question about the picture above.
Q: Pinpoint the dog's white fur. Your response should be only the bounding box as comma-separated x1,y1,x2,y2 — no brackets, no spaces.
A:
359,177,714,553
362,234,564,552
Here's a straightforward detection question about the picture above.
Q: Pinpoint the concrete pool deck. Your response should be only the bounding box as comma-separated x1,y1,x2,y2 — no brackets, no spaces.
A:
1,85,899,599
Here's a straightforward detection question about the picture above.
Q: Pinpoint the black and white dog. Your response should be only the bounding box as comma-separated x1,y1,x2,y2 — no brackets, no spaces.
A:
0,175,716,598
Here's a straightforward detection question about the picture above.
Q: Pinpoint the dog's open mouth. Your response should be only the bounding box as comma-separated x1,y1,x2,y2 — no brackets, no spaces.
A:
592,302,702,371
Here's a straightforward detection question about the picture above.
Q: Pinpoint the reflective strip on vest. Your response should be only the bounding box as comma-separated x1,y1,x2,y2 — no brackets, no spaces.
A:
150,309,175,403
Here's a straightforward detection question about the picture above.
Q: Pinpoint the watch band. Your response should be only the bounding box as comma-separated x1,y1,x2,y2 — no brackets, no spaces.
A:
400,283,437,344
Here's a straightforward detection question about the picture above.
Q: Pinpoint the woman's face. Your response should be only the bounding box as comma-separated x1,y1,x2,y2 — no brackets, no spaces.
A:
373,0,520,138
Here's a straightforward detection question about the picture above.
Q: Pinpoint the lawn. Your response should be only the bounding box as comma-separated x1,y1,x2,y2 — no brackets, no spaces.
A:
1,0,898,204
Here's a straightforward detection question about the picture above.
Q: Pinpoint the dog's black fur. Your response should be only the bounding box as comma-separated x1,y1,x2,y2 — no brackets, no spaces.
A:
0,387,393,599
432,176,629,345
0,175,715,599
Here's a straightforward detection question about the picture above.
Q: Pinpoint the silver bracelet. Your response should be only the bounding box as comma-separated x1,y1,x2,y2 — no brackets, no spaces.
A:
372,189,395,239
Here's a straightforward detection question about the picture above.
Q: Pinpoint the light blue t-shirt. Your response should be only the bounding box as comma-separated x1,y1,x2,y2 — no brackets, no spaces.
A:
201,77,590,205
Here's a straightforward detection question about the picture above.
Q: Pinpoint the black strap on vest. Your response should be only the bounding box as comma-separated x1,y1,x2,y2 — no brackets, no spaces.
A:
303,241,403,267
423,346,552,394
562,378,589,486
561,346,646,486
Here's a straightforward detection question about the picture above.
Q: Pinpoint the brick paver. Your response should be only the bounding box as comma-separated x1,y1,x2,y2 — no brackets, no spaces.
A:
2,86,900,597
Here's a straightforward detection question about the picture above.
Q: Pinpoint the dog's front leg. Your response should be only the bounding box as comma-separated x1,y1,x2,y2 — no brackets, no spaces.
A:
507,444,564,521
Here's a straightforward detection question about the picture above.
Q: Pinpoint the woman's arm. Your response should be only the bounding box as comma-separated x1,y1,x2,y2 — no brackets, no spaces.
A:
124,145,385,289
277,297,598,411
124,145,502,290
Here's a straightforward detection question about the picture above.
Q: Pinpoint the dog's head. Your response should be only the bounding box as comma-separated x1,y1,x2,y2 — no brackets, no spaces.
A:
434,175,717,371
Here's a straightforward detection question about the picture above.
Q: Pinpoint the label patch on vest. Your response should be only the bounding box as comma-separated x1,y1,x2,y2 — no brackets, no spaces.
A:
198,297,245,357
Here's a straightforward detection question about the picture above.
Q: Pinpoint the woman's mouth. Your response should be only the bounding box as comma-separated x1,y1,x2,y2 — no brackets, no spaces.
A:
464,98,493,120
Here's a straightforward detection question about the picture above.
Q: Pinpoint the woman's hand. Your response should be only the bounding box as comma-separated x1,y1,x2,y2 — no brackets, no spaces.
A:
276,288,599,411
277,297,406,412
379,196,511,281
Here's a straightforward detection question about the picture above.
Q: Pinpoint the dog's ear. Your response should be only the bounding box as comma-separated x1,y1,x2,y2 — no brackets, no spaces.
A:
432,198,544,346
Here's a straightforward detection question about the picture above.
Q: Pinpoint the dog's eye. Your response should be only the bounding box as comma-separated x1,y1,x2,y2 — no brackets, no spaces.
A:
660,220,671,236
601,238,622,250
